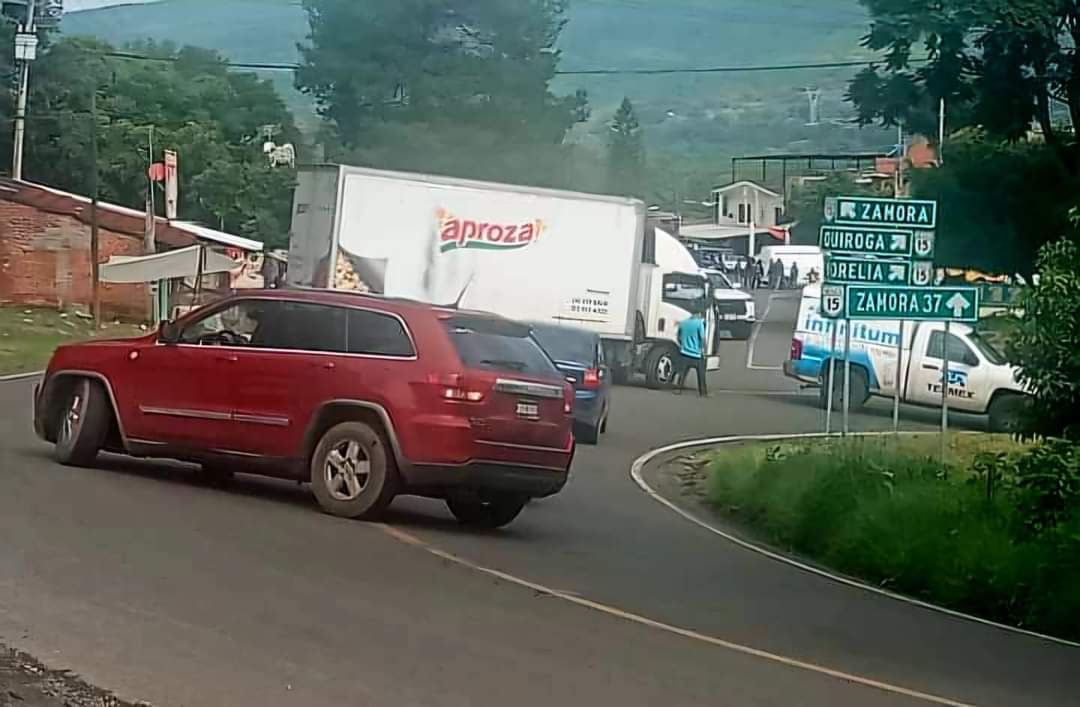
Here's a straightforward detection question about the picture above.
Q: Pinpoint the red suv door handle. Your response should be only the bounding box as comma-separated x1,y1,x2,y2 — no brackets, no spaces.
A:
217,354,239,363
321,361,336,371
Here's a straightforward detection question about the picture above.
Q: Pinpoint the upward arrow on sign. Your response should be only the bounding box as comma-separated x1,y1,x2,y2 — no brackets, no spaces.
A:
947,293,971,318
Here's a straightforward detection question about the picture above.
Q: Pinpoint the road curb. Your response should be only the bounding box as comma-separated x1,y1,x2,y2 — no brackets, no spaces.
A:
630,432,1080,650
0,370,43,383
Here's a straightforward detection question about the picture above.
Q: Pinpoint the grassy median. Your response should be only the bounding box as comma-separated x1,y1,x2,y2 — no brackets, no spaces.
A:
0,306,145,376
706,435,1080,641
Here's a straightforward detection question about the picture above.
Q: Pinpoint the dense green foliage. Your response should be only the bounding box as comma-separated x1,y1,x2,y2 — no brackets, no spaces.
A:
61,0,892,203
708,438,1080,639
1010,240,1080,439
909,133,1074,277
0,29,298,247
786,173,879,246
849,0,1080,171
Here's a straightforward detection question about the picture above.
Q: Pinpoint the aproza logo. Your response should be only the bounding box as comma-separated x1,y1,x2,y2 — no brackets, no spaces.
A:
437,209,545,254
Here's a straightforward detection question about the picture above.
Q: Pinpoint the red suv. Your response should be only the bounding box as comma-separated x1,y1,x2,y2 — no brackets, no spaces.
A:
33,290,575,528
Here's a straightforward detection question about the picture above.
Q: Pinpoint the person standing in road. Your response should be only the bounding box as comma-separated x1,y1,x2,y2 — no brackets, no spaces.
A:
675,309,708,397
789,262,800,289
753,258,765,289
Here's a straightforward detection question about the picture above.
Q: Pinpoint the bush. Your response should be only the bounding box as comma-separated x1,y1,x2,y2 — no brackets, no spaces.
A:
1010,238,1080,440
706,436,1080,640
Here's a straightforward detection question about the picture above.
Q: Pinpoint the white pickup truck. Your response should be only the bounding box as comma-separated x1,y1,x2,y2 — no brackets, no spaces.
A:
784,286,1029,431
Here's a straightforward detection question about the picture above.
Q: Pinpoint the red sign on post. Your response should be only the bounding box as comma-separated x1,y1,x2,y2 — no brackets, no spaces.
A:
164,150,178,220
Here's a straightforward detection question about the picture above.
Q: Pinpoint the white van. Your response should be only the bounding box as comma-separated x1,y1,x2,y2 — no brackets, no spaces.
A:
783,286,1029,431
757,245,824,286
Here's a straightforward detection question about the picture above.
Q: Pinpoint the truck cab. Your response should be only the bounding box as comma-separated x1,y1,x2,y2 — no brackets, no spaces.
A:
626,228,724,388
784,286,1029,431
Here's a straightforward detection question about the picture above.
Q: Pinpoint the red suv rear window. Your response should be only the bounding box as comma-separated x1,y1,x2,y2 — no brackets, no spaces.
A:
442,317,560,379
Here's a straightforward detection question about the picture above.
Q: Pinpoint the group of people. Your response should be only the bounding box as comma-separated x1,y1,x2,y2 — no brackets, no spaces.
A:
725,257,803,290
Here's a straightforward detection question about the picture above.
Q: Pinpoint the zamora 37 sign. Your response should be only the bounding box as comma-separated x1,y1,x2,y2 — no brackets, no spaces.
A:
822,285,981,322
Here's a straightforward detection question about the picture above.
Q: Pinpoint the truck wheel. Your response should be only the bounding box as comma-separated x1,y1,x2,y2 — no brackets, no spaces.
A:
820,365,869,411
731,322,754,341
310,421,397,520
447,494,527,529
53,378,111,467
645,346,678,389
988,394,1026,433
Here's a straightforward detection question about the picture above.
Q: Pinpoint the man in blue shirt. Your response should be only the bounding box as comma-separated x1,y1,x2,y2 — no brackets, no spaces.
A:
675,310,708,397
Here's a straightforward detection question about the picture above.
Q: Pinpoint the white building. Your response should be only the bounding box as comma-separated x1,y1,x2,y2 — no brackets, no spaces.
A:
679,180,789,256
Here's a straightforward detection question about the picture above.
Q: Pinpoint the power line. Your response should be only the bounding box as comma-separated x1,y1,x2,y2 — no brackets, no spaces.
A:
96,49,903,76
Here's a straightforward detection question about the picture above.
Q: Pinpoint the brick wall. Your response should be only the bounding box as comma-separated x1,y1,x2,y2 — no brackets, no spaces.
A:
0,200,149,321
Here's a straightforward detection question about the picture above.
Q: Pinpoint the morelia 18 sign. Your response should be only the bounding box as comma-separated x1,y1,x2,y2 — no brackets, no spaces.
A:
824,255,934,287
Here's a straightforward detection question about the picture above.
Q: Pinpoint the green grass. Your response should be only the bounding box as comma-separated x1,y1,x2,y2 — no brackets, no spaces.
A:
706,435,1080,640
0,306,145,376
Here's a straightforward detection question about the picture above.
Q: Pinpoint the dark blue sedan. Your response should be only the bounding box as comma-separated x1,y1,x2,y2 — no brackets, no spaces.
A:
529,322,611,444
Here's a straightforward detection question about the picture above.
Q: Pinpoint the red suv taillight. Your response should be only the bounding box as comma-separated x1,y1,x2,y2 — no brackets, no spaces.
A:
428,373,489,403
582,368,601,389
790,339,804,361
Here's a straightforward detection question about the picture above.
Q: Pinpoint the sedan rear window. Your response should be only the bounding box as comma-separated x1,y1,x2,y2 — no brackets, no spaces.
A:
530,325,596,365
443,317,560,378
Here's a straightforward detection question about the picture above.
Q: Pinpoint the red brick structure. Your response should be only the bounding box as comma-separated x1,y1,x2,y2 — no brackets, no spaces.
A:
0,180,257,321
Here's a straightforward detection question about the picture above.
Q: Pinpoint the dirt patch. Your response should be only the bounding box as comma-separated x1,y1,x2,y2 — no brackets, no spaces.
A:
0,645,145,707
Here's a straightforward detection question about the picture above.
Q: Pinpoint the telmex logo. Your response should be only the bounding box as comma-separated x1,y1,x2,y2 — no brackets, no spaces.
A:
940,370,968,386
438,209,545,253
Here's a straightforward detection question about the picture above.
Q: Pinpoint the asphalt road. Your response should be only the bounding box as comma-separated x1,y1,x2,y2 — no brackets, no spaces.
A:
0,291,1075,707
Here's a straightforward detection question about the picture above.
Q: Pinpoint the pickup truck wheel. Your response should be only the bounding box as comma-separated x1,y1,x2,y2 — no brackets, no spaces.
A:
447,494,527,529
820,365,869,411
988,394,1026,433
645,346,677,389
53,378,110,467
310,421,397,520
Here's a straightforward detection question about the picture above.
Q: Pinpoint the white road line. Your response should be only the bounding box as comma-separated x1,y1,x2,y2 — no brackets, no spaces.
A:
630,433,1080,650
0,370,43,382
379,523,977,707
745,294,784,371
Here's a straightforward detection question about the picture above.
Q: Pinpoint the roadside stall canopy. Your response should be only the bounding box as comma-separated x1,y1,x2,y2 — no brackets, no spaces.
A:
101,245,240,284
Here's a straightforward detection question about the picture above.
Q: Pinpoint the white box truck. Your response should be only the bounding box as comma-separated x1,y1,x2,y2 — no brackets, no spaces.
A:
287,165,726,387
783,286,1029,431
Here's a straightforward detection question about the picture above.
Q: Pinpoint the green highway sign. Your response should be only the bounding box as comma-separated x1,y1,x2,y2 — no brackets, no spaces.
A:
844,285,980,322
824,196,938,230
820,226,912,257
825,255,934,287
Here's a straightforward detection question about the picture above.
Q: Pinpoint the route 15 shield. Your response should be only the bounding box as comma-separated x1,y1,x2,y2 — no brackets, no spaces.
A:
821,285,845,319
911,260,934,287
913,231,936,259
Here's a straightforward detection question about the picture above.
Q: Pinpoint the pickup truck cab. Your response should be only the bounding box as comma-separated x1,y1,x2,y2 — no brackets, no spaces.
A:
784,286,1029,431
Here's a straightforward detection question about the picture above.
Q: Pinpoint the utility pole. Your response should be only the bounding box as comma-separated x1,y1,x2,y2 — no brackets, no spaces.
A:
90,89,101,327
938,98,946,165
804,87,821,126
11,0,38,180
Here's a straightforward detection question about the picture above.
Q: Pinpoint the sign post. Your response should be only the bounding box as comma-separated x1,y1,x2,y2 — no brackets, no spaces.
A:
941,322,950,465
826,324,837,434
821,196,955,439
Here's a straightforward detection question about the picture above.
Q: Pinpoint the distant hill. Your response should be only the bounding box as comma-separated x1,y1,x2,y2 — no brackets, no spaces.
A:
62,0,891,190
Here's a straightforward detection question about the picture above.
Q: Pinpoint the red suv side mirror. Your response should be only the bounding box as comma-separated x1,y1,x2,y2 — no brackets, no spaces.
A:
159,320,181,345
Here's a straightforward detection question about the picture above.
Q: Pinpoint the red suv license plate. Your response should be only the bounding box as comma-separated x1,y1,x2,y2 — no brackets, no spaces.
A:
516,401,540,420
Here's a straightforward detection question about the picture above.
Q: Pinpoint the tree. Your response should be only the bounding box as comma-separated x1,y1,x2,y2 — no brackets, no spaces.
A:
13,37,299,248
847,0,1080,173
296,0,588,187
909,131,1074,278
607,97,644,197
1010,238,1080,439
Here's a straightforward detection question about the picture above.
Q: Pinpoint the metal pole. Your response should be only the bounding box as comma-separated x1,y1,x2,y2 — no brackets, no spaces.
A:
11,0,38,180
941,321,951,465
842,319,852,436
938,98,946,165
826,322,838,434
90,89,101,328
893,321,904,434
